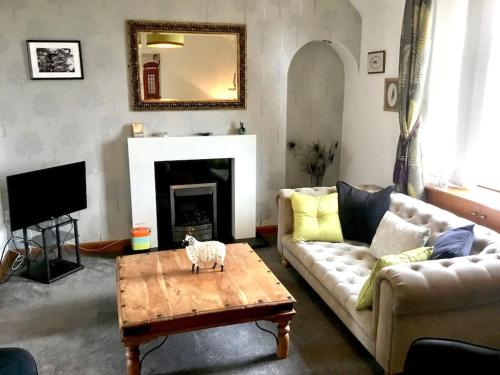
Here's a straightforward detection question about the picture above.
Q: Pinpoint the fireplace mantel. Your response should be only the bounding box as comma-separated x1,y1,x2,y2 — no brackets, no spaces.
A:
127,135,256,248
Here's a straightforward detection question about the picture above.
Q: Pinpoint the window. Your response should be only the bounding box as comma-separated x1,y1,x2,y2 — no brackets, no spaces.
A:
475,0,500,191
423,0,500,191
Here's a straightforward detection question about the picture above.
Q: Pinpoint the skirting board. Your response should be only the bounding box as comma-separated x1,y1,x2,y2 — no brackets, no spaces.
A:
0,225,278,279
79,226,277,254
256,225,278,235
79,239,131,254
0,250,19,282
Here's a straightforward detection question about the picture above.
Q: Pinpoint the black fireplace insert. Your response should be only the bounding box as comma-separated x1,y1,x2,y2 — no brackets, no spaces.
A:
154,158,233,249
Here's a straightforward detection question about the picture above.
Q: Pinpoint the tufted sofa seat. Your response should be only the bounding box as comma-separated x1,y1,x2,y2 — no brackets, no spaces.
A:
277,186,500,374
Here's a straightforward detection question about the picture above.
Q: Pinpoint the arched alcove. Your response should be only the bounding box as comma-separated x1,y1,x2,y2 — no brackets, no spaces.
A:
285,41,345,188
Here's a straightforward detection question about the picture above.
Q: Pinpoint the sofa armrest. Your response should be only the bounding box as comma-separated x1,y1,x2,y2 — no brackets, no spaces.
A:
276,187,336,255
373,254,500,318
373,253,500,374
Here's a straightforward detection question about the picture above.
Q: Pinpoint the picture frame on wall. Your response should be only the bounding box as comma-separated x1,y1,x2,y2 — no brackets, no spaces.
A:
384,78,399,112
367,50,386,74
27,40,84,80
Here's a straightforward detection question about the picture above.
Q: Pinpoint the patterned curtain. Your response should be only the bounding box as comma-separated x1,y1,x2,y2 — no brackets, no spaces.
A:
393,0,435,198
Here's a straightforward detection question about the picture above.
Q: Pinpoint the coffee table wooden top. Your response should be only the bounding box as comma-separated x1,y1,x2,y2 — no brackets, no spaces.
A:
116,243,295,330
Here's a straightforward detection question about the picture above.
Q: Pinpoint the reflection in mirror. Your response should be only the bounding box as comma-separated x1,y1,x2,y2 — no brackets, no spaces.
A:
128,21,246,111
139,33,238,101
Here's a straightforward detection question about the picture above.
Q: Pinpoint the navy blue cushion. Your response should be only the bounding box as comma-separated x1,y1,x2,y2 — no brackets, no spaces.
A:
430,225,475,260
336,181,393,244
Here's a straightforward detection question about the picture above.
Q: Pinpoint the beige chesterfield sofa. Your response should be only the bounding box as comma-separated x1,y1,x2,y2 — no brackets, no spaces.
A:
277,187,500,374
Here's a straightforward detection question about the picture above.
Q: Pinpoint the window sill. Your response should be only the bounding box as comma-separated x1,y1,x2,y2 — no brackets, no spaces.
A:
426,184,500,211
425,184,500,233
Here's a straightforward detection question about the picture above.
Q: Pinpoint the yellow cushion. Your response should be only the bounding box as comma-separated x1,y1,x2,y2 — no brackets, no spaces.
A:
291,192,343,243
356,247,433,310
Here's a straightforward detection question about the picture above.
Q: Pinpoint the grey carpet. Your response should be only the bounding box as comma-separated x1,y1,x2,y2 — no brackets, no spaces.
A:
0,246,384,375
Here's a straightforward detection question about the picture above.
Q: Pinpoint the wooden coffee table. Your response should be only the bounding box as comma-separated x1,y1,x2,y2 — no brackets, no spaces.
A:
116,243,296,375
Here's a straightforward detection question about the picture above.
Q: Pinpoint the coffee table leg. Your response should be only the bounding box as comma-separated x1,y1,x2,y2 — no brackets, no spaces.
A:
126,345,140,375
276,320,291,359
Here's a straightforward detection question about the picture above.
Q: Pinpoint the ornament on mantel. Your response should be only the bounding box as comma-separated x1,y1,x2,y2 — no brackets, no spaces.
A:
152,130,168,137
237,121,246,135
132,123,144,137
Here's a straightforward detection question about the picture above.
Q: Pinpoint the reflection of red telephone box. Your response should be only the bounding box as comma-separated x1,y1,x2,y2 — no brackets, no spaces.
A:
143,61,160,99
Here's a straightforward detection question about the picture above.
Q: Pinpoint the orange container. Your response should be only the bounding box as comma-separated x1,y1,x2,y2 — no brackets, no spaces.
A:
131,225,151,251
131,226,150,237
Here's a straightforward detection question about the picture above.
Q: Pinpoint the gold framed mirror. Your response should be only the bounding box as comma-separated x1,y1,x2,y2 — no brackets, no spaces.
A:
127,20,246,111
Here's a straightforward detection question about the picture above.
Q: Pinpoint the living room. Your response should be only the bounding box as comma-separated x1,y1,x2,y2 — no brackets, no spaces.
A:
1,0,500,374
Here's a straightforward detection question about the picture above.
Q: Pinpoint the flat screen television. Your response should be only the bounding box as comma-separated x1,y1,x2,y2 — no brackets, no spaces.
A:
7,161,87,232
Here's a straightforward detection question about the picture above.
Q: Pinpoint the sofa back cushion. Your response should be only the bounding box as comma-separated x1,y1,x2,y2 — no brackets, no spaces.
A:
277,187,500,256
389,193,500,255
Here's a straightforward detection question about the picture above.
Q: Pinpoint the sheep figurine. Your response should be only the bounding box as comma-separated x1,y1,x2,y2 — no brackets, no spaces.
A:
182,235,226,273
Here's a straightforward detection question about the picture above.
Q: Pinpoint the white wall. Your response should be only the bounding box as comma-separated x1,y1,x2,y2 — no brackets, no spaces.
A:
0,0,361,240
341,0,405,187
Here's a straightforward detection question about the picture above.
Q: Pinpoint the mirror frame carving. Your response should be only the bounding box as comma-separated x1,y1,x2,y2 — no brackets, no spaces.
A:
127,20,246,111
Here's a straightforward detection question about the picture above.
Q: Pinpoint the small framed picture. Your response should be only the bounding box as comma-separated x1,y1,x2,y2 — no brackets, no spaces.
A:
26,40,84,80
384,78,399,112
367,50,386,74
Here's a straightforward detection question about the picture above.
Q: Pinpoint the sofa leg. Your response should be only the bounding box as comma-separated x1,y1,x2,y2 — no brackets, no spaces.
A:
281,257,290,267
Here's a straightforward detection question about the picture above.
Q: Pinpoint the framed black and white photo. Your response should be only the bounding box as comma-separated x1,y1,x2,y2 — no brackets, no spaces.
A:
367,50,385,74
384,78,399,112
27,40,84,80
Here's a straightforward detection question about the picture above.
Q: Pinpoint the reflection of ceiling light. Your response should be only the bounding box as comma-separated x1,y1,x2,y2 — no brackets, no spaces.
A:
146,33,184,48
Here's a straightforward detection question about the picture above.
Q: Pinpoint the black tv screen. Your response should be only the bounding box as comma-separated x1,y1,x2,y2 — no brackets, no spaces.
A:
7,161,87,231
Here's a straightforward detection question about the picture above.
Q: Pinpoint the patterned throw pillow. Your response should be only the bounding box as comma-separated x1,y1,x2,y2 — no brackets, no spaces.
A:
369,211,431,259
291,192,343,243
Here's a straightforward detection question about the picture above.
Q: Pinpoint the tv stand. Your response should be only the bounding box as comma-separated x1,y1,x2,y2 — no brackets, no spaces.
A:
22,216,84,284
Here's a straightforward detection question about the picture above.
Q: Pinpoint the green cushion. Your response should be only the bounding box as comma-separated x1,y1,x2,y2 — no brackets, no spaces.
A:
356,247,433,310
291,192,343,243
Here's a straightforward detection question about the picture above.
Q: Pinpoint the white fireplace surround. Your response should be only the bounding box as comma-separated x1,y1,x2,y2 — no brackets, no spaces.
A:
128,135,256,248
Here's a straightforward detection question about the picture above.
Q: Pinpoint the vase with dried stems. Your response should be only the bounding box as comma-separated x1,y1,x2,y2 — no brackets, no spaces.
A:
287,140,339,187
